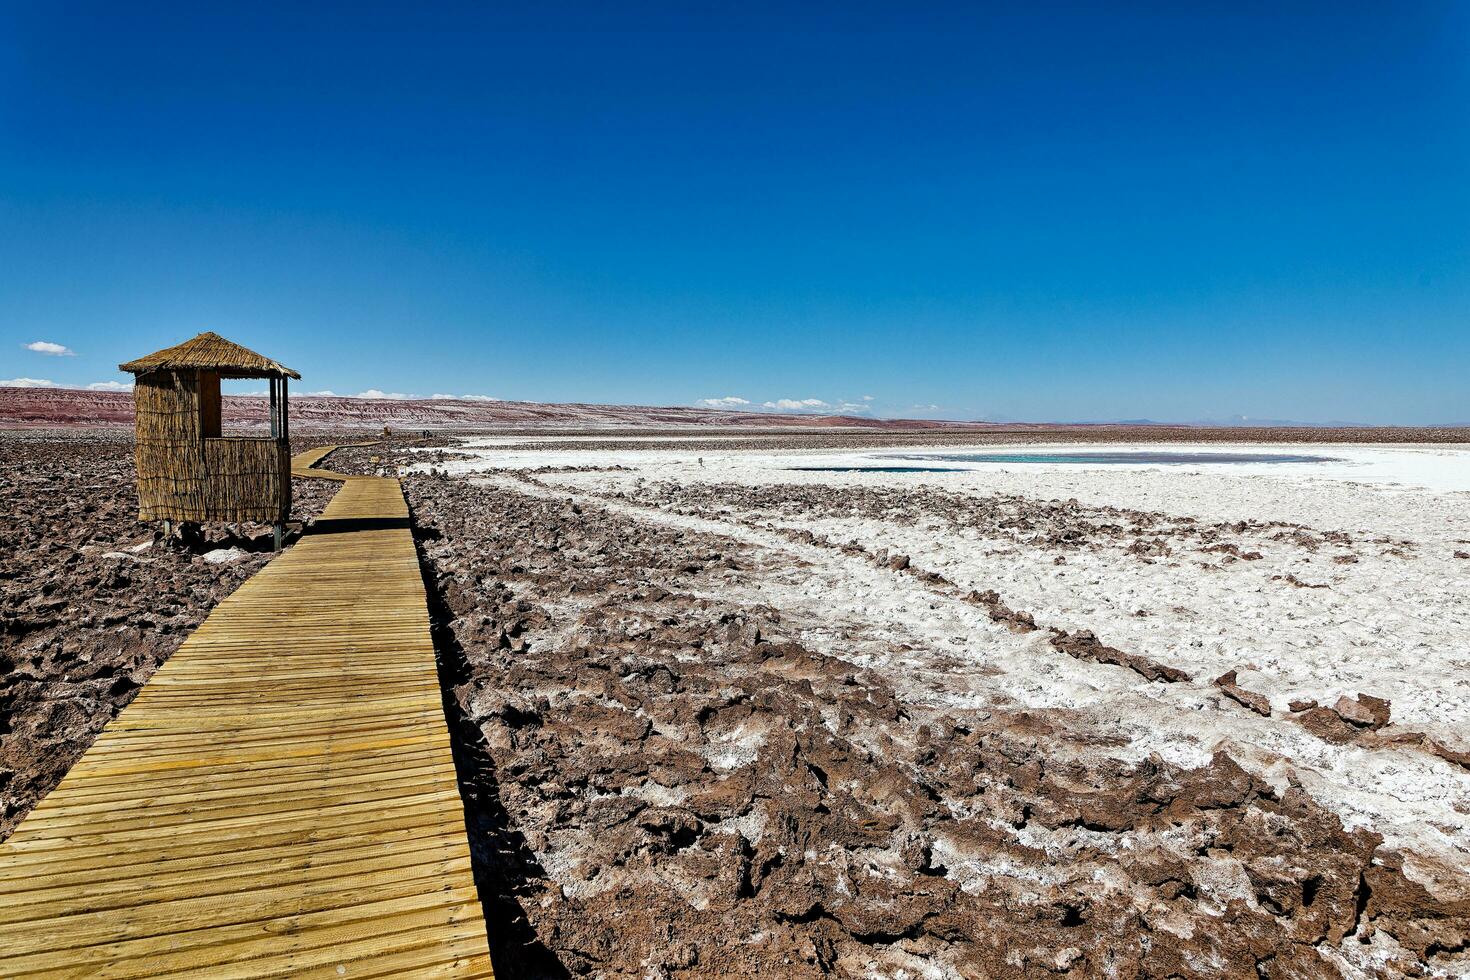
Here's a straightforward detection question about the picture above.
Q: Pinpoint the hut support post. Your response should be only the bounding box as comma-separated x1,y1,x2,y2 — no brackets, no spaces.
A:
270,377,287,552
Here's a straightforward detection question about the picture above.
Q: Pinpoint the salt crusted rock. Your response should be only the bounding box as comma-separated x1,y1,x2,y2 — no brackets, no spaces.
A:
1333,694,1390,730
1213,670,1272,717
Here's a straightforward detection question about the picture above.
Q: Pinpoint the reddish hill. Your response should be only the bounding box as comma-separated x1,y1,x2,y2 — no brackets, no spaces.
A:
0,386,992,431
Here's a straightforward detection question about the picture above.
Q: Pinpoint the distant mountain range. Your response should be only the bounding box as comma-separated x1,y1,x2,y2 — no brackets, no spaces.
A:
1,387,1460,433
1110,416,1374,428
0,387,994,430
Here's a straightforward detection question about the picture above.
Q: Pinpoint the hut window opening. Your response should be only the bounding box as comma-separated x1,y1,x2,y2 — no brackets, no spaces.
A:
216,377,289,440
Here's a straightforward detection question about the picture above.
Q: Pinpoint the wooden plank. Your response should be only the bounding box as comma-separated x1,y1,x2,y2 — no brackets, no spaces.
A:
12,750,454,809
2,820,462,892
0,888,488,980
0,858,475,957
0,447,493,976
1,802,458,874
0,835,471,924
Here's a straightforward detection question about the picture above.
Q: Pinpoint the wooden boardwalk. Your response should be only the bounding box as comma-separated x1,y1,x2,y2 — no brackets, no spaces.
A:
289,444,371,480
0,447,493,977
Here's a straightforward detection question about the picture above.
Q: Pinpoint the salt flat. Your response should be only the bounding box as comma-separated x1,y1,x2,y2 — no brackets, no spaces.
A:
420,438,1470,904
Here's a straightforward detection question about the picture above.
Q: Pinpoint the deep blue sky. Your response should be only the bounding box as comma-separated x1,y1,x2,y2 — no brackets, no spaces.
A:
2,3,1466,422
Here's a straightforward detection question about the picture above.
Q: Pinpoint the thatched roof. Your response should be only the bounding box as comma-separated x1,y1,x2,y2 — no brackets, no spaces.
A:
119,332,301,380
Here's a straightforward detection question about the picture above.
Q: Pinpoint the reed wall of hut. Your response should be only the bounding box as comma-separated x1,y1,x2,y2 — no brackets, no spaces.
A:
133,370,290,523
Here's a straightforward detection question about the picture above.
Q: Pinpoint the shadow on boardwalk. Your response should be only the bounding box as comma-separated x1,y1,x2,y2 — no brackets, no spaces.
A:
412,519,572,980
308,515,413,535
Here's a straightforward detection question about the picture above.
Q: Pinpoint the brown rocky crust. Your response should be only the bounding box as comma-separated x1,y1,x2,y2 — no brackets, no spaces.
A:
403,472,1469,978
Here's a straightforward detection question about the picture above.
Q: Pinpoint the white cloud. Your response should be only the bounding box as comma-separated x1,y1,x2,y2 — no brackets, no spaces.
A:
356,389,415,400
302,390,339,397
461,394,500,402
430,393,457,400
862,395,875,401
697,396,752,408
25,341,75,356
1,377,60,387
762,398,829,411
86,380,132,392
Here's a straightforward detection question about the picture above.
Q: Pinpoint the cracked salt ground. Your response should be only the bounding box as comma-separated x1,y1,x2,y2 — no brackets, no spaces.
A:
379,441,1470,977
480,471,1470,894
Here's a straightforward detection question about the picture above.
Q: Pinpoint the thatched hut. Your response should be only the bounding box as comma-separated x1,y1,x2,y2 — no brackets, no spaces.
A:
119,332,300,547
